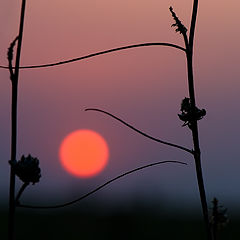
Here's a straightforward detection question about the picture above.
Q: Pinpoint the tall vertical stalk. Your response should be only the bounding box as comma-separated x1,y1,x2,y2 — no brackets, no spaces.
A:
186,1,212,239
8,1,26,240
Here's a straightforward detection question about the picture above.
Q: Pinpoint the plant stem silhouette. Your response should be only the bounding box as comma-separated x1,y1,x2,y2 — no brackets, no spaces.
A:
17,160,186,209
8,1,26,240
188,5,212,240
15,182,29,204
85,108,193,155
0,42,185,70
171,1,212,239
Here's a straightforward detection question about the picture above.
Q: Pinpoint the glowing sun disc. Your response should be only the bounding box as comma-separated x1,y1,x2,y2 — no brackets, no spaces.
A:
59,129,109,178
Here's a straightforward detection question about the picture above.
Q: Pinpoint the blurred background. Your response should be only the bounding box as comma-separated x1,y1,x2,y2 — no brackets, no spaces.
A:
0,0,240,239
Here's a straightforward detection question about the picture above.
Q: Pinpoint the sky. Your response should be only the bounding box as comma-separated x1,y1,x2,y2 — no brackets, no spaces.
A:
0,0,240,215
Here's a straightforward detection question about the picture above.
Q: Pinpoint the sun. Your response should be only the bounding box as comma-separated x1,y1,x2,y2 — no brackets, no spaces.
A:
59,129,109,178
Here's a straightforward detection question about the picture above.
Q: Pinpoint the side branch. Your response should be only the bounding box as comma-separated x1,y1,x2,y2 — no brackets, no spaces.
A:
15,182,29,204
85,108,193,155
0,42,186,70
169,6,189,51
18,160,186,209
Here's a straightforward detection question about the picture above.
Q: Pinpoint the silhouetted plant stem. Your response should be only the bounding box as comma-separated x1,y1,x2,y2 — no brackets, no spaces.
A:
189,0,198,50
8,1,26,240
186,55,212,240
15,182,29,204
17,160,186,209
185,48,211,240
185,1,212,239
0,42,185,70
85,108,193,155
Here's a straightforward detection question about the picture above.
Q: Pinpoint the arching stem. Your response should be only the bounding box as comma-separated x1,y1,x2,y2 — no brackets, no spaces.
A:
18,160,186,209
85,108,193,155
0,42,185,70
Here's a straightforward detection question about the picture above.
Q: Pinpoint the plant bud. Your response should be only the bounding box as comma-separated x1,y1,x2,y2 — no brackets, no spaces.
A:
11,154,41,184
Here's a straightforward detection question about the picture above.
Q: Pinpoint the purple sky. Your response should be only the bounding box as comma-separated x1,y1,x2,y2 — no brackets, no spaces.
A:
0,0,240,215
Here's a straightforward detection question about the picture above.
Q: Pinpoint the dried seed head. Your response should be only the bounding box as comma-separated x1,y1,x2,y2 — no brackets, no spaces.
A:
10,154,41,184
178,97,206,129
7,36,18,81
7,36,18,63
169,6,187,35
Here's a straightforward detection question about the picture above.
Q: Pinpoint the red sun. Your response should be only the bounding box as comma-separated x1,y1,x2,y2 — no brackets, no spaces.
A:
59,129,109,178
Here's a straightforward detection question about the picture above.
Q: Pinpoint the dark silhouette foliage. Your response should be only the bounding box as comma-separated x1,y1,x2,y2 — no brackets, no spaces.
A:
10,155,41,185
178,97,206,129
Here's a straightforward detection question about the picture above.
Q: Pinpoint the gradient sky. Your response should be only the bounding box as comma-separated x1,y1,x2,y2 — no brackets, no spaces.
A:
0,0,240,215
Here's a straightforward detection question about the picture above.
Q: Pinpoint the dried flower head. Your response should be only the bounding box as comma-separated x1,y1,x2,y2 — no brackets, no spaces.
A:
10,154,41,184
178,97,206,129
7,36,18,81
8,37,18,62
169,6,187,35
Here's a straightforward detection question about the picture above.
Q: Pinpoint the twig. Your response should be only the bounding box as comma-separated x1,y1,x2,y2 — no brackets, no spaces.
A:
0,42,185,70
18,160,187,209
15,182,29,204
85,108,193,155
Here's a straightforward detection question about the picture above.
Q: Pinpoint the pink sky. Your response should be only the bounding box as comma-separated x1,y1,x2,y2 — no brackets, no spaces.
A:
0,0,240,212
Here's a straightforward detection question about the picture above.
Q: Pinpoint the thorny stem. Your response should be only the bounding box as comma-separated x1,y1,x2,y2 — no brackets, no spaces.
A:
8,1,26,240
85,108,193,155
185,1,212,239
0,42,185,70
17,160,186,209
